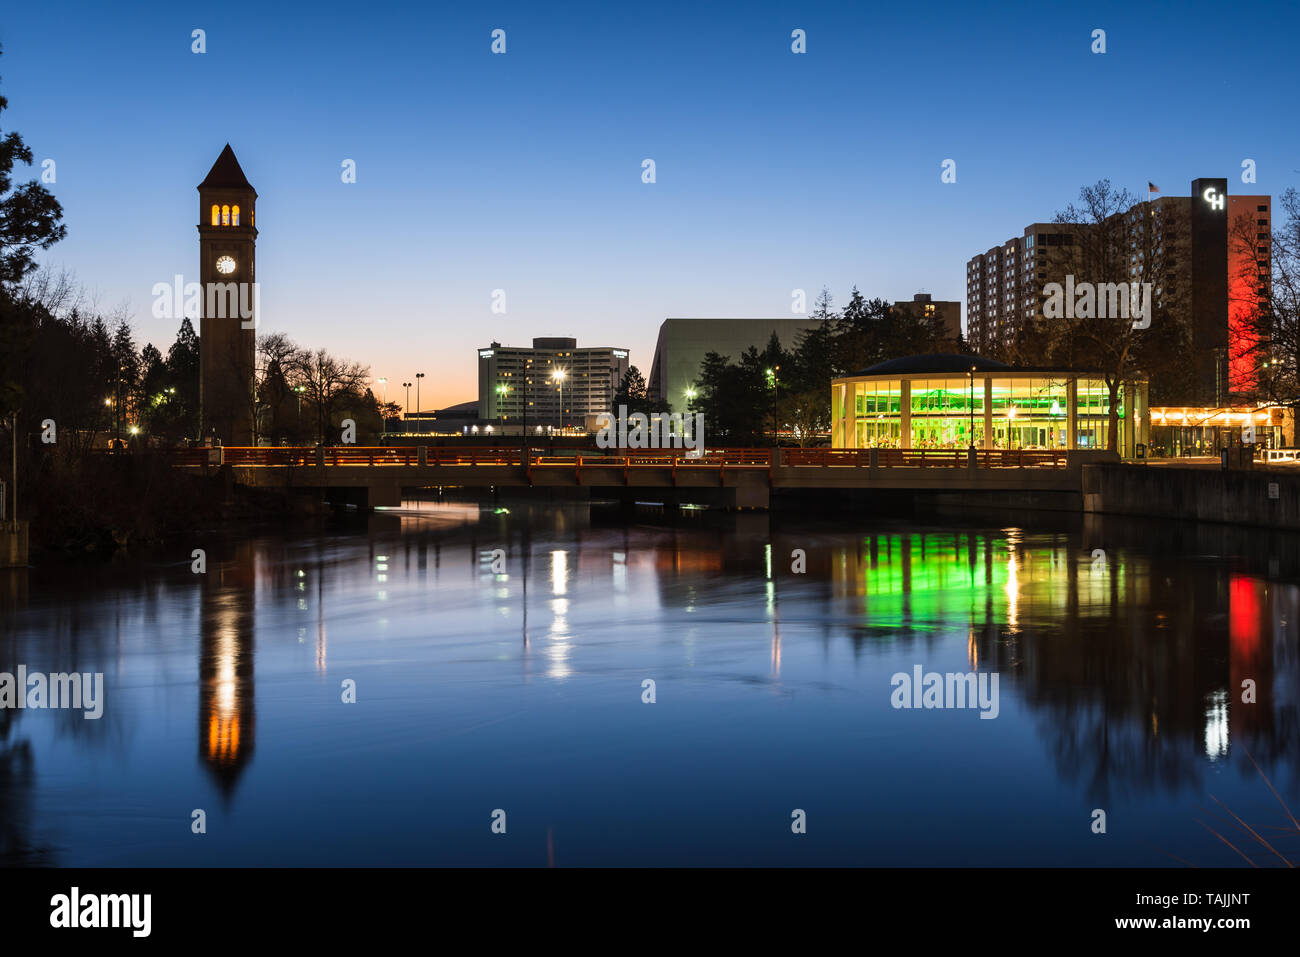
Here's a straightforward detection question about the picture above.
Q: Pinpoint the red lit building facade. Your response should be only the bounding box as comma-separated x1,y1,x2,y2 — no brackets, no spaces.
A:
966,178,1271,405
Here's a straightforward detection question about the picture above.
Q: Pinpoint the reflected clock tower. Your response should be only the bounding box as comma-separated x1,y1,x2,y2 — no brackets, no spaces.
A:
197,144,257,446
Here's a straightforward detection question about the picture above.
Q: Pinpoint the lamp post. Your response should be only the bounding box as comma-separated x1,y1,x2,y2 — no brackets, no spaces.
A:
496,382,509,431
115,366,124,448
402,382,412,427
521,372,529,455
551,368,566,432
968,365,976,450
684,387,696,412
9,412,16,523
765,366,780,442
415,372,425,433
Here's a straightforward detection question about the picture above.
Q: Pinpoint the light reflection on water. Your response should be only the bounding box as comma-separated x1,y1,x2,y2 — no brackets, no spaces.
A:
0,501,1297,866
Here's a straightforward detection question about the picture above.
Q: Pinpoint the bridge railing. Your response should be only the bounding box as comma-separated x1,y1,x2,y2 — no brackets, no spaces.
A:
531,449,771,469
181,446,1066,469
781,448,1067,468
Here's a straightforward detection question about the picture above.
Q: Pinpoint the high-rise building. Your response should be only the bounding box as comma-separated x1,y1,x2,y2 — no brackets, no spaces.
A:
965,178,1271,403
478,337,629,429
966,223,1084,358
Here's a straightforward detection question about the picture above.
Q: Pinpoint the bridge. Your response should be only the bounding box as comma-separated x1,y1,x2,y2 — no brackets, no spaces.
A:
166,445,1110,509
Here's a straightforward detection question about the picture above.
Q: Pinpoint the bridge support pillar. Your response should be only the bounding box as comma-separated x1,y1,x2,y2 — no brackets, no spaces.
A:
727,486,769,510
369,482,402,508
418,445,428,467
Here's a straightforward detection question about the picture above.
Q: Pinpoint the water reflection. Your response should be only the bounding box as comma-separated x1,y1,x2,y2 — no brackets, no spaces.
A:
0,503,1296,865
198,544,256,797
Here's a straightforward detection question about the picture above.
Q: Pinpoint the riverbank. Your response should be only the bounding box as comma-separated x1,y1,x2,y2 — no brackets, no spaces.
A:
22,453,327,560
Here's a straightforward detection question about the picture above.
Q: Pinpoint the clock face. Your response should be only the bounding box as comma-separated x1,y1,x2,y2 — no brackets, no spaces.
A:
215,255,237,275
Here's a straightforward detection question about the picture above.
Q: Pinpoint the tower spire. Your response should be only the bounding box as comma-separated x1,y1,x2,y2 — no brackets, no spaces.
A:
199,144,254,191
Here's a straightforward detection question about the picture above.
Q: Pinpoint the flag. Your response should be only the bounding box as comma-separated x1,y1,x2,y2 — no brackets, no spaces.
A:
1148,182,1160,193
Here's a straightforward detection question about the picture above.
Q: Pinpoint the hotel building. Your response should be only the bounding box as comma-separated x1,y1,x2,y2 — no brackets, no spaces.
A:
478,337,629,430
965,178,1271,406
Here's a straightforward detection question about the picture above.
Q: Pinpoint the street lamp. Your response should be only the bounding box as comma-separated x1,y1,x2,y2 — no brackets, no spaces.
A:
415,372,425,433
765,365,780,441
115,365,125,447
968,365,976,450
520,373,529,453
496,382,509,431
684,387,696,411
402,381,412,425
551,368,566,431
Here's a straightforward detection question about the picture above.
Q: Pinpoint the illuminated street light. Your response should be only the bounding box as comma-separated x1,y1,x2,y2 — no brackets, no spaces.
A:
551,368,567,431
495,382,509,430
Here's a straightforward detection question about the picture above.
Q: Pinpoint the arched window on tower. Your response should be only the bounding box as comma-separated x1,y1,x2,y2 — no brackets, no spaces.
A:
232,205,240,226
221,205,230,226
250,208,255,228
210,204,220,226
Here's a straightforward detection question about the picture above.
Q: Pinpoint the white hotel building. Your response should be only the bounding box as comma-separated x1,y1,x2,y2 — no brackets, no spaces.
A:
478,337,630,431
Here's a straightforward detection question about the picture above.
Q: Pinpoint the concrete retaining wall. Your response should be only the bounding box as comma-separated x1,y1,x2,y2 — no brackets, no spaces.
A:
1082,464,1300,530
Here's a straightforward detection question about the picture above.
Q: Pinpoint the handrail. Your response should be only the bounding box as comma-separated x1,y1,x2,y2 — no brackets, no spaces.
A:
161,445,1068,469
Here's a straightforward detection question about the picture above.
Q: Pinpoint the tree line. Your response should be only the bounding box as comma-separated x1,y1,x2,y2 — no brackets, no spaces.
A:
613,289,954,446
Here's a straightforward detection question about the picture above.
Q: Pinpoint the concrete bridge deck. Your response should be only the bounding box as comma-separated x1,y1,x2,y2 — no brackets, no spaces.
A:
165,445,1109,509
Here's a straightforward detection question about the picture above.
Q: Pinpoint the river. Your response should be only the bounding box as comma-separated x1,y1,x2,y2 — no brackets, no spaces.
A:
2,499,1297,866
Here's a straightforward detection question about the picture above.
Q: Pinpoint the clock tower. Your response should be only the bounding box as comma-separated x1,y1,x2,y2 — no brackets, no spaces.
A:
197,144,257,446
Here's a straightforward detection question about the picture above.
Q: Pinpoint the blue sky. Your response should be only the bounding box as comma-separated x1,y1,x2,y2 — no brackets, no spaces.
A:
4,0,1298,407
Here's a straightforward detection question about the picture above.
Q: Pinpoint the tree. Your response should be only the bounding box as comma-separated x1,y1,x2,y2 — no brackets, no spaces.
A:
783,320,838,446
833,289,893,372
137,343,167,435
292,348,370,444
255,332,306,444
1027,180,1190,451
109,314,138,430
887,299,948,358
0,46,65,292
162,317,200,440
0,45,67,419
610,364,668,417
5,270,110,456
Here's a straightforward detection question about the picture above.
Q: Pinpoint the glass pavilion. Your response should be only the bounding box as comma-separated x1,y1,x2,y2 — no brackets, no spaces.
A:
831,355,1149,455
